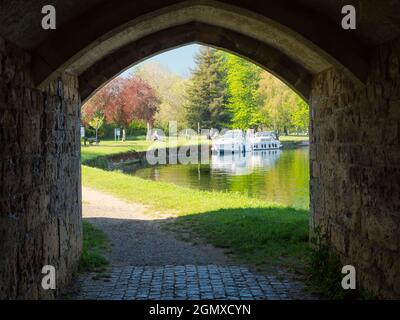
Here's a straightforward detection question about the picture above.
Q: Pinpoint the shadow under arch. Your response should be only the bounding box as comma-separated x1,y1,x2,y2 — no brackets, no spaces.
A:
32,0,370,102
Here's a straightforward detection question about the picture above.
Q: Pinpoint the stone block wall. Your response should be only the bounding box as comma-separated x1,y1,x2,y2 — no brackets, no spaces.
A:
0,36,82,299
310,37,400,298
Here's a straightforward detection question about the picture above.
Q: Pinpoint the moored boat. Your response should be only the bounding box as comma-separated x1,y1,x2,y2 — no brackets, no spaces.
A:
211,129,250,154
251,131,282,150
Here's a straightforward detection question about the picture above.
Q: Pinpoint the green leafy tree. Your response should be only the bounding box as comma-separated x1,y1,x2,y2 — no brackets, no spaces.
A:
258,71,309,135
221,53,265,130
135,62,187,131
89,114,105,140
185,47,231,130
82,93,108,139
291,96,309,134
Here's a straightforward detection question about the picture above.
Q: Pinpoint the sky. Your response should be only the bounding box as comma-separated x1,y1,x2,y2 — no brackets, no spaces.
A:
123,44,201,79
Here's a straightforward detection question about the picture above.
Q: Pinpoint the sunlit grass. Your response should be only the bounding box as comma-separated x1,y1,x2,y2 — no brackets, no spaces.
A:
279,135,309,142
80,139,152,162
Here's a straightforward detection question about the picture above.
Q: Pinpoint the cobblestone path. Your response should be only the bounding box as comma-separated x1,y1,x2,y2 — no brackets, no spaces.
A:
73,265,316,300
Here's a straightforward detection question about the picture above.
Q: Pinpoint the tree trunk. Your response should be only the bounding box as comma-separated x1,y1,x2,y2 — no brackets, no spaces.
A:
146,122,152,141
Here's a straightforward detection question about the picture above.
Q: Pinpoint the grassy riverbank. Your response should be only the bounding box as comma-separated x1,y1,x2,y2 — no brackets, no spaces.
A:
279,135,309,142
82,165,309,273
81,137,152,162
81,136,211,162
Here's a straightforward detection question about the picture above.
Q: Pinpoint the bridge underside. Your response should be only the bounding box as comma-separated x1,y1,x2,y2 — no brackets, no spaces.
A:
0,0,399,299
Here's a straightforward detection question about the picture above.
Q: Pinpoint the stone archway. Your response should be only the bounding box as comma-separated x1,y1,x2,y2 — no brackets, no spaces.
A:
0,0,399,299
32,1,369,97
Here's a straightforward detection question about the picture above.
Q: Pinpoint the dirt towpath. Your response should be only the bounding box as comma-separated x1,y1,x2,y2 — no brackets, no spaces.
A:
82,187,228,266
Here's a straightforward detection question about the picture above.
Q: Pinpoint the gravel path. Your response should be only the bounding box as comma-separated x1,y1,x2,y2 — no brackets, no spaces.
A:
82,187,228,266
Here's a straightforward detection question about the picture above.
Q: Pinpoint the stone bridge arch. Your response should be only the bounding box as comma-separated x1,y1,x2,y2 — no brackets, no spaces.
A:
31,1,369,100
78,22,314,102
0,0,399,299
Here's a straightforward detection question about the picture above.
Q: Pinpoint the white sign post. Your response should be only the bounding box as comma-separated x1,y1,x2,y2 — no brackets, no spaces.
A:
115,128,121,141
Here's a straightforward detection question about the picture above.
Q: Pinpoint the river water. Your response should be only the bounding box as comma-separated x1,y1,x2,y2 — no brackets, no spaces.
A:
130,148,310,210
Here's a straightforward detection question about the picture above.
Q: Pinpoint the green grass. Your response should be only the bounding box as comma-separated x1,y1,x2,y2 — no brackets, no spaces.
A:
279,135,309,142
81,139,152,162
82,165,309,272
165,208,309,273
79,220,110,274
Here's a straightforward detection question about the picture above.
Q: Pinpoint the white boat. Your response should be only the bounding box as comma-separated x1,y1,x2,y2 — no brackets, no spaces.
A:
211,129,250,154
251,131,282,150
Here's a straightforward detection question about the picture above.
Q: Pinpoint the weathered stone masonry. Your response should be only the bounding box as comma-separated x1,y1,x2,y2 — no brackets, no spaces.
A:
310,37,400,298
0,36,82,299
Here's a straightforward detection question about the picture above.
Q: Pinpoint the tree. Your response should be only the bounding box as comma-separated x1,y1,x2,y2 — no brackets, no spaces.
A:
81,91,108,139
135,62,187,131
291,96,309,134
221,52,265,130
104,76,159,134
88,114,104,140
258,71,309,135
82,75,160,141
185,47,231,130
119,76,159,125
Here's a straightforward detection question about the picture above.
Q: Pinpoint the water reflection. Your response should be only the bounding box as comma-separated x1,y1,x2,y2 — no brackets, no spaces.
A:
131,148,309,209
210,150,282,176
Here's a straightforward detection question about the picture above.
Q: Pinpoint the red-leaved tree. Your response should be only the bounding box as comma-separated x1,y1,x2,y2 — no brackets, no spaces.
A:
120,77,159,125
82,77,122,126
82,75,159,139
104,76,159,128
